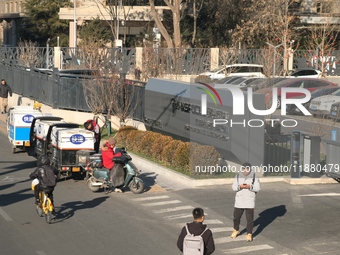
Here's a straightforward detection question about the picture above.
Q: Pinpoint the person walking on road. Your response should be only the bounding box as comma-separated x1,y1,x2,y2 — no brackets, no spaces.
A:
177,207,215,255
231,162,261,242
0,79,12,114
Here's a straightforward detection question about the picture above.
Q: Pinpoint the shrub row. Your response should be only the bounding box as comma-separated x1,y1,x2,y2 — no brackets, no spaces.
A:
115,126,221,175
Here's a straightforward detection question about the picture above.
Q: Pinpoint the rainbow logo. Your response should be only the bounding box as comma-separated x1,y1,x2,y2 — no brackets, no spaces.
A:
196,82,223,115
196,82,223,106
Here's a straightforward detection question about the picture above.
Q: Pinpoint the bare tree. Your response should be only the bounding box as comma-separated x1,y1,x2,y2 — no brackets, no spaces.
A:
150,0,183,48
303,4,340,76
17,40,43,68
93,0,134,45
82,55,143,125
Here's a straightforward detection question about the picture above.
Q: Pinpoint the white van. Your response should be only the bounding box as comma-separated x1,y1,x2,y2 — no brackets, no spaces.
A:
199,64,266,80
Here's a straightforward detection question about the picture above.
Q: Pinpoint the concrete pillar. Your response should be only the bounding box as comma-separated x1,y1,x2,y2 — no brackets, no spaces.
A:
135,47,143,71
288,48,294,71
3,20,9,45
69,21,75,48
210,48,219,70
54,47,61,69
11,19,17,46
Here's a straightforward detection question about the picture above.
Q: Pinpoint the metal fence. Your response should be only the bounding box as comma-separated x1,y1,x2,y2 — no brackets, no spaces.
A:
264,133,291,175
0,63,146,121
3,46,340,77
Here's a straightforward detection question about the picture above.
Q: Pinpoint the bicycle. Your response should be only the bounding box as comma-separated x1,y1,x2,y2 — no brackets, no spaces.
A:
32,180,54,224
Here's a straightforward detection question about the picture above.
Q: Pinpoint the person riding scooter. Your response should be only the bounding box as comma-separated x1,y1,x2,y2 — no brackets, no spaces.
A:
101,138,124,192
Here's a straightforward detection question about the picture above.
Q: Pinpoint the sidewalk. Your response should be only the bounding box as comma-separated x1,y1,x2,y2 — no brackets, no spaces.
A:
1,111,338,186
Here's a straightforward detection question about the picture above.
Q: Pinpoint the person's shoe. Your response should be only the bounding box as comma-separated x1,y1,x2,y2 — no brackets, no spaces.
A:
231,229,239,238
246,233,253,242
114,188,122,193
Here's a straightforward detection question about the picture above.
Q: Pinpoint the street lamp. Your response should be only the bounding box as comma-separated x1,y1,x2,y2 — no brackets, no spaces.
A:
266,42,283,77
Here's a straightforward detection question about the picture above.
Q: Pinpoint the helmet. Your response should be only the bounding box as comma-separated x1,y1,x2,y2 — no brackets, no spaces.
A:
37,155,50,167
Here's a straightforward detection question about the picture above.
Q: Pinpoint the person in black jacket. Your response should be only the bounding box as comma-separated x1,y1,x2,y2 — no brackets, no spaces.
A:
29,155,58,206
177,207,215,255
0,79,12,114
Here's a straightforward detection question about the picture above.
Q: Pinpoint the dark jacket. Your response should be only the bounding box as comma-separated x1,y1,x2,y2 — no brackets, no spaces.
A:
0,83,12,98
29,161,58,189
177,221,215,255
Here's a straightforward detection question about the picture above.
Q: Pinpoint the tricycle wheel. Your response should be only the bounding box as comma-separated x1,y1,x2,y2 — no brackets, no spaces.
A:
87,177,100,192
129,178,144,194
36,205,43,217
45,212,52,224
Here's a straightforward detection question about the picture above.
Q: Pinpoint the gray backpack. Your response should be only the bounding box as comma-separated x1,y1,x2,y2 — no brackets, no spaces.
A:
183,224,208,255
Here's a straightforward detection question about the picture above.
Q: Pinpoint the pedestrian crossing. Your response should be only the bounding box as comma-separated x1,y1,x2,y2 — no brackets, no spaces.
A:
131,194,288,254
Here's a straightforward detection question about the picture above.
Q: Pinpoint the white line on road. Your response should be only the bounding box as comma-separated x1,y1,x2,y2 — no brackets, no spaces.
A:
142,200,182,207
214,236,246,244
0,207,13,221
132,195,170,201
210,227,234,233
153,205,194,214
164,214,194,220
201,219,224,224
300,193,340,197
222,244,274,254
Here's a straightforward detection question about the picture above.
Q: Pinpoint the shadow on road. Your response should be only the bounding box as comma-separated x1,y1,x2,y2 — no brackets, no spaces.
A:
252,204,287,237
138,172,156,192
52,196,109,223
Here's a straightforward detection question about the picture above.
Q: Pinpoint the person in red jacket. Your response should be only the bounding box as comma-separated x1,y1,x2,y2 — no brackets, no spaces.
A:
101,138,124,192
84,119,101,153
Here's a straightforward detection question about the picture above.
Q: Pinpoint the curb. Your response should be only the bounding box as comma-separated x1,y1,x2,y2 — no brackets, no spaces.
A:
130,153,338,186
1,113,338,186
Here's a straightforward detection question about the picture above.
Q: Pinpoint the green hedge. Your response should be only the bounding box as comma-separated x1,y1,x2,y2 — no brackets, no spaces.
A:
115,126,221,176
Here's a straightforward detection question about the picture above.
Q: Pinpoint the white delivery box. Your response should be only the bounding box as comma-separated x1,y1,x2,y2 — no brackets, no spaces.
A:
7,106,42,153
34,118,66,140
51,127,95,150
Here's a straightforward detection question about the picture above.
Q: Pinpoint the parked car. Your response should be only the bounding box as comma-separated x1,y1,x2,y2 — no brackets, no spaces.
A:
214,77,260,89
227,77,262,87
329,102,340,120
287,87,340,115
199,63,266,81
216,76,244,84
287,69,322,78
256,78,338,109
309,88,340,117
247,77,287,91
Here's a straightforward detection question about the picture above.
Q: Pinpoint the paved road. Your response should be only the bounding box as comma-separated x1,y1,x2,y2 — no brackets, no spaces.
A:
1,116,340,255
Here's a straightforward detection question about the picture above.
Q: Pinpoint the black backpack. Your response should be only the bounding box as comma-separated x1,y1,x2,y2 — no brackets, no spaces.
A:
41,165,57,187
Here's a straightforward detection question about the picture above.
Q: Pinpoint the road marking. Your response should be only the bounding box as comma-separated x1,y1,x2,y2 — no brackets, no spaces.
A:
164,214,194,220
202,219,224,224
214,236,246,244
210,227,234,233
1,176,28,182
132,195,170,201
222,244,274,254
0,207,13,221
177,219,224,228
300,193,340,197
153,205,194,214
142,200,182,207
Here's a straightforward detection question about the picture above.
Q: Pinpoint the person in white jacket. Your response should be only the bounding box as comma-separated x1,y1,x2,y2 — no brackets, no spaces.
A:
231,162,261,242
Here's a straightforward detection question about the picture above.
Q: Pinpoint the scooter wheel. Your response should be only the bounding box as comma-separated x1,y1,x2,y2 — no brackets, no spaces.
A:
87,177,100,192
129,178,144,194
